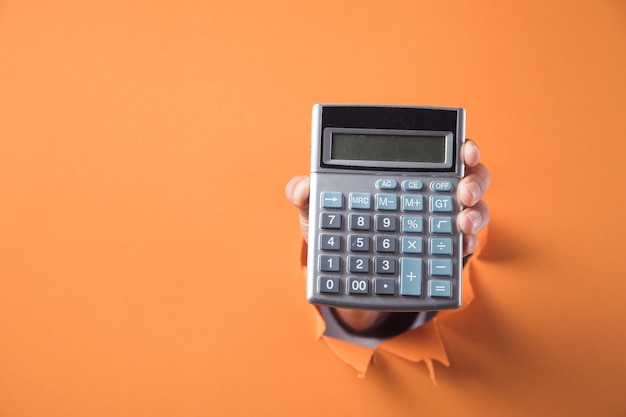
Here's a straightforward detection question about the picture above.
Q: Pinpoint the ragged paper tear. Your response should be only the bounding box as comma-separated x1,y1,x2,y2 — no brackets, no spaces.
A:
303,228,488,384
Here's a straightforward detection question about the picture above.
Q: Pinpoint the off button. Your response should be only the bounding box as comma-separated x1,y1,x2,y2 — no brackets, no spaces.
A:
430,181,453,192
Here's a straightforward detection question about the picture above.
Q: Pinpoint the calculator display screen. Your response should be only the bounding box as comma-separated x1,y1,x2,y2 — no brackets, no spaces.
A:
331,134,446,163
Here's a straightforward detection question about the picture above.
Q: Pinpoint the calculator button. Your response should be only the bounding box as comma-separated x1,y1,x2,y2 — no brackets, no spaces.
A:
429,259,452,276
401,237,423,254
401,216,423,233
430,216,453,234
400,258,422,296
428,280,452,297
319,276,340,294
321,192,343,208
374,278,396,295
431,196,453,212
347,277,369,294
374,236,397,253
349,193,372,209
375,215,397,231
319,255,341,272
375,179,398,190
430,238,452,255
401,179,424,191
320,213,342,229
320,234,341,251
430,181,453,192
348,256,370,273
375,194,397,210
349,235,370,252
349,213,371,231
374,257,397,274
402,195,424,211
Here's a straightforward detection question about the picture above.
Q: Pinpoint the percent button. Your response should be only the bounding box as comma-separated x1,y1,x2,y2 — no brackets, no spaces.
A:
401,216,424,233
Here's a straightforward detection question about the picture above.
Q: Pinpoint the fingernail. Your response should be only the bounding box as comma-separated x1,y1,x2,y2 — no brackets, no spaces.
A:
466,210,483,232
467,181,481,203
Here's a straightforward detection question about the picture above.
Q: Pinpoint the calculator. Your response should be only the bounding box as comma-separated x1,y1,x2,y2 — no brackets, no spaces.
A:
306,104,465,311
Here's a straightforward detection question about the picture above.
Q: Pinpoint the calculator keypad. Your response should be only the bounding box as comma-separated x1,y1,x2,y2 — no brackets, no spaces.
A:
310,175,462,311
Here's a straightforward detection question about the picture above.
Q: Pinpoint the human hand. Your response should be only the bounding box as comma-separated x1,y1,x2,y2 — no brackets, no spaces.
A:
286,139,490,254
285,140,491,333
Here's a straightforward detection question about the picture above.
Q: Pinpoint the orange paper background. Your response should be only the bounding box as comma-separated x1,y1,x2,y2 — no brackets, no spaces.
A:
1,1,625,416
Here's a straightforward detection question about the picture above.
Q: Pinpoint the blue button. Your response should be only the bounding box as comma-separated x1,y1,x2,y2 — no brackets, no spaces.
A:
375,179,398,190
349,193,371,209
428,280,452,297
400,258,422,296
375,194,397,210
431,196,453,212
401,216,423,233
402,180,424,191
402,195,424,211
321,192,343,208
430,238,452,255
429,259,452,276
430,181,453,192
431,216,453,234
401,237,423,254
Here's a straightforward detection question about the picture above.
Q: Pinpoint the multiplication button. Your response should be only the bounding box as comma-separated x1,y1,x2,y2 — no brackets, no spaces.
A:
401,237,423,254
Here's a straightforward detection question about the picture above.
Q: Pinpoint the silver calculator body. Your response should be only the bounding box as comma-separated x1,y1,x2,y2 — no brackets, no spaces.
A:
307,104,465,311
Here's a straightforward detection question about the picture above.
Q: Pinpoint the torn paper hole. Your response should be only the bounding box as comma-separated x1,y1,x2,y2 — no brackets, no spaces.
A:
302,227,488,383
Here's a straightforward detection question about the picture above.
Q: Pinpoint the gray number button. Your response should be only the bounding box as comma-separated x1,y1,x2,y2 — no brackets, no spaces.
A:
320,234,341,251
320,213,342,229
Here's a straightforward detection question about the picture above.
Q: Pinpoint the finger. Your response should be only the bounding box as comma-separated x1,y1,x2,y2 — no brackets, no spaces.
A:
457,200,490,235
462,139,481,168
462,233,479,256
285,176,310,240
458,163,491,207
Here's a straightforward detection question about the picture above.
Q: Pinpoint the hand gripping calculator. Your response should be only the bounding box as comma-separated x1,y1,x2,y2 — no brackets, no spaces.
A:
307,104,465,311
